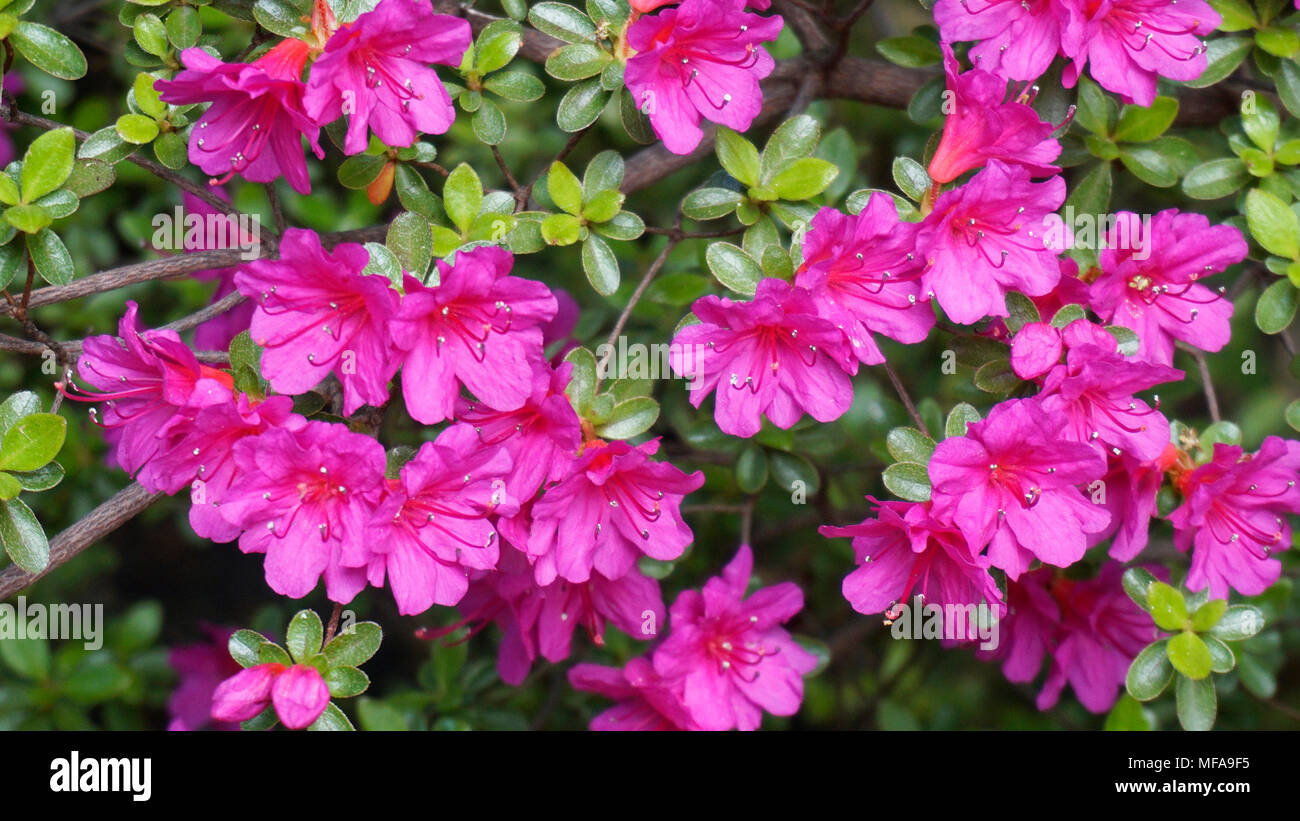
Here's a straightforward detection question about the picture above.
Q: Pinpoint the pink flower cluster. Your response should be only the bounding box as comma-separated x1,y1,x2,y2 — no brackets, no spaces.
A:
569,545,818,730
935,0,1222,106
155,0,471,194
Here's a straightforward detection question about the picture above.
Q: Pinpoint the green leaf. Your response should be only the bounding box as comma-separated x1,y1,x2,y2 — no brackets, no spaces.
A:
1148,582,1189,631
26,228,73,286
1276,58,1300,118
591,210,644,241
338,154,387,189
1190,598,1228,632
1183,36,1252,88
1237,652,1276,697
1255,25,1299,58
323,622,382,668
77,127,135,165
1288,398,1300,432
1246,188,1300,259
444,163,483,234
475,19,522,74
116,113,160,145
0,242,22,291
0,413,66,472
0,392,40,438
563,347,597,416
1207,605,1264,641
770,157,838,201
875,35,941,67
0,635,49,680
735,444,768,493
0,497,49,573
973,359,1019,394
1114,97,1178,143
541,212,581,246
547,161,584,216
1255,279,1298,334
1064,162,1113,230
716,127,761,187
11,21,88,80
472,99,507,145
483,70,545,102
760,115,820,183
152,131,188,170
545,42,610,80
883,461,931,502
132,12,169,57
1207,0,1255,31
10,461,63,492
581,234,620,296
1104,694,1153,731
593,397,659,439
682,187,742,221
944,403,980,438
769,451,820,496
1122,567,1158,611
1074,77,1114,136
885,426,936,464
20,128,75,203
227,629,273,668
0,174,17,206
705,241,760,296
132,72,166,120
583,189,623,223
1242,94,1281,152
394,165,439,219
325,666,370,698
1203,635,1235,673
357,697,409,730
1182,158,1250,199
527,2,597,42
1167,631,1212,679
1175,673,1216,731
307,701,355,731
386,211,433,278
286,610,324,663
1118,144,1179,188
4,204,51,234
892,156,930,202
0,472,19,500
582,150,624,197
556,79,607,131
166,5,201,49
1050,304,1087,328
1126,639,1173,700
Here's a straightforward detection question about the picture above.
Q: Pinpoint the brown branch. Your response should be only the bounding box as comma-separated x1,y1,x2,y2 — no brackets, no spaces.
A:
0,483,165,600
430,0,566,62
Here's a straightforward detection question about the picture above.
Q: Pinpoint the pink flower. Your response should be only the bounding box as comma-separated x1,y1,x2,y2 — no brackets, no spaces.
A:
1059,0,1219,106
793,201,933,366
62,302,233,480
210,661,331,729
362,426,517,615
181,190,256,351
146,394,307,542
527,439,704,585
984,564,1160,713
820,498,1004,632
916,161,1066,325
167,625,241,731
927,45,1063,183
1037,339,1181,462
235,228,401,415
569,658,698,730
670,278,857,438
392,246,557,424
1088,210,1245,367
303,0,470,155
1170,437,1300,598
219,421,386,603
156,39,323,194
624,0,783,154
452,361,583,501
934,0,1064,81
1097,445,1176,561
929,398,1111,579
426,545,666,684
653,545,818,730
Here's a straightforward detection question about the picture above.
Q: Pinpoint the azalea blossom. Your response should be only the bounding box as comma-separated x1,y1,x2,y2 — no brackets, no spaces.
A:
568,658,698,730
303,0,471,155
934,0,1064,81
623,0,783,154
820,498,1004,632
670,277,857,438
653,544,818,731
156,40,323,194
929,398,1111,579
167,625,241,731
1088,210,1246,367
362,426,517,615
219,421,387,603
235,228,401,414
527,439,704,586
181,190,256,351
927,44,1063,183
1058,0,1219,106
210,661,331,729
392,245,557,425
916,160,1066,325
1170,437,1300,598
793,201,933,366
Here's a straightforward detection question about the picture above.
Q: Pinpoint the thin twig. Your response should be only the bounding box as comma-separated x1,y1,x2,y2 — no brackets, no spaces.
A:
882,360,930,437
